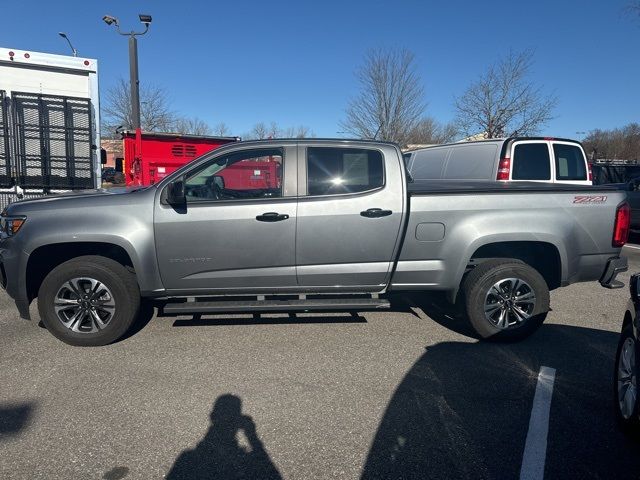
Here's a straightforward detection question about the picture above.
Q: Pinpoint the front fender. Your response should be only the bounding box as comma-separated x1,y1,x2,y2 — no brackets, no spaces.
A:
22,232,162,294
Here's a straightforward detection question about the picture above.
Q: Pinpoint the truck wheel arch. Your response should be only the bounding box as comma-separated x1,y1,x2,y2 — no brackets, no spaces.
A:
25,241,138,303
450,239,566,302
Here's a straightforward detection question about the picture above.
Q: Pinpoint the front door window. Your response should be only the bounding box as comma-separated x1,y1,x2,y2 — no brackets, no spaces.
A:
184,148,283,201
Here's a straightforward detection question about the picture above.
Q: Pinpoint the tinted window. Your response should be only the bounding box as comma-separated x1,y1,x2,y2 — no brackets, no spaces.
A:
307,147,383,196
512,143,551,180
409,148,448,180
442,144,497,180
554,143,587,180
184,148,283,201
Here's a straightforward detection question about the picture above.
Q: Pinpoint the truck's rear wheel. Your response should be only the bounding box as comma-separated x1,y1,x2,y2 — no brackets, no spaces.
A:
37,256,140,346
461,259,549,341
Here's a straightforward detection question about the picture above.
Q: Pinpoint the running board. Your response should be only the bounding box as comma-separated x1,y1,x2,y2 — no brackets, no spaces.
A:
162,297,390,315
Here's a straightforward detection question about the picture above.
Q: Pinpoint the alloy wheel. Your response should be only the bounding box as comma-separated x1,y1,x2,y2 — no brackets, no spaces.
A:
54,278,116,333
483,277,536,329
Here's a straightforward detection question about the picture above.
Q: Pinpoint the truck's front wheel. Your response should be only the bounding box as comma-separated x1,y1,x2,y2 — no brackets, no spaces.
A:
37,256,140,346
462,259,549,341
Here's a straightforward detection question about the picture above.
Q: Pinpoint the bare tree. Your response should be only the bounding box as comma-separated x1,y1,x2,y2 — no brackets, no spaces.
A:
101,78,176,137
454,50,557,139
282,125,314,138
340,48,425,146
244,122,314,140
213,122,231,137
173,117,212,136
245,121,280,140
247,122,268,140
406,117,458,146
583,123,640,160
266,121,280,138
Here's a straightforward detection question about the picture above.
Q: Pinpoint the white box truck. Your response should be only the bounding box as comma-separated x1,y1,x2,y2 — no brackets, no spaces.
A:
0,47,100,207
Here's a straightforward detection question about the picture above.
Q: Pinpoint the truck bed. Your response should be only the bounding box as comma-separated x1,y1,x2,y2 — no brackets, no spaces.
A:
394,181,627,298
407,180,625,195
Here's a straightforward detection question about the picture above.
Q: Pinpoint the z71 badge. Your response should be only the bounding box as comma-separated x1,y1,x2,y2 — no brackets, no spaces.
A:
573,195,607,204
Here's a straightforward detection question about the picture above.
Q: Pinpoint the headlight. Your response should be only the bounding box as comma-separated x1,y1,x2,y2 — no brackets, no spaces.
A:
0,215,26,237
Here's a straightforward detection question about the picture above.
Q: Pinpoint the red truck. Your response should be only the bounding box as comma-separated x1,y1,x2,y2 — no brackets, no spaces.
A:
122,130,241,187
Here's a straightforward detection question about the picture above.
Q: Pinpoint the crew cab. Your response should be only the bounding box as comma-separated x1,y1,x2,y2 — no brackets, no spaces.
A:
0,139,629,346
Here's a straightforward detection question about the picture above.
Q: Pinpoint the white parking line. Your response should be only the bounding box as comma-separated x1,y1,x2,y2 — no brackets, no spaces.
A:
520,366,556,480
623,244,640,250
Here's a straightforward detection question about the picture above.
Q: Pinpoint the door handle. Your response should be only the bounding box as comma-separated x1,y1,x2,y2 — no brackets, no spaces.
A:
360,208,393,218
256,212,289,222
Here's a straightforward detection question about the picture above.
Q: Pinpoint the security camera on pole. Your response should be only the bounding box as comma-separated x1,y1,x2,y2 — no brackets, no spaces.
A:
103,13,152,186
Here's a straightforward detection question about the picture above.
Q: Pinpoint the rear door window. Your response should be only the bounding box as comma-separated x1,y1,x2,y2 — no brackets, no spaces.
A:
553,143,587,181
511,143,551,180
306,147,384,196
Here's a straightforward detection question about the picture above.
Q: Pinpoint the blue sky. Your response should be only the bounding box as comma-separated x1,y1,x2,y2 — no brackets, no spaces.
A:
2,0,639,139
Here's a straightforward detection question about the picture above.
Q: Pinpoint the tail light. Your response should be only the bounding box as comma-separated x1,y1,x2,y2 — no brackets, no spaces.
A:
497,157,511,180
587,163,593,182
613,202,630,247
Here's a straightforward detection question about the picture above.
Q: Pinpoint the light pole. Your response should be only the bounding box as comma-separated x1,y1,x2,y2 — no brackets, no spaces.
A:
102,14,152,130
58,32,78,57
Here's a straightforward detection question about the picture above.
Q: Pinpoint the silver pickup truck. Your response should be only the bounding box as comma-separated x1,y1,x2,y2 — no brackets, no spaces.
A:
0,139,629,346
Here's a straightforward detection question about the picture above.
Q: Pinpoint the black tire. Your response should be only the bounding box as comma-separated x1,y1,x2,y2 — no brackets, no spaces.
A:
37,256,140,347
614,323,640,438
461,259,550,341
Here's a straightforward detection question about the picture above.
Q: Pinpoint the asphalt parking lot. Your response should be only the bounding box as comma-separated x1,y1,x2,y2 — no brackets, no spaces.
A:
1,249,640,479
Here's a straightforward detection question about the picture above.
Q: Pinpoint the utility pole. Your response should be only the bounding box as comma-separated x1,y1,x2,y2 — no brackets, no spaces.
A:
102,14,152,130
103,14,152,186
128,35,141,129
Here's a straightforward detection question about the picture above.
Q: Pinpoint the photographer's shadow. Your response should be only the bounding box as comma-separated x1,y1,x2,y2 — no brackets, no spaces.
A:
167,394,281,480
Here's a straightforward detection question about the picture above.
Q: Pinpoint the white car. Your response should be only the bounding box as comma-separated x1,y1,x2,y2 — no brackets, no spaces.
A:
405,137,592,185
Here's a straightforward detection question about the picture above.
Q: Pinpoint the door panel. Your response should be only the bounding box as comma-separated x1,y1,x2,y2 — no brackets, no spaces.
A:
295,145,404,288
155,199,297,290
154,145,297,292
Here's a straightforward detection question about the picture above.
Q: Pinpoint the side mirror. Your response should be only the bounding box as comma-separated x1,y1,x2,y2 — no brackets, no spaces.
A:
167,179,186,205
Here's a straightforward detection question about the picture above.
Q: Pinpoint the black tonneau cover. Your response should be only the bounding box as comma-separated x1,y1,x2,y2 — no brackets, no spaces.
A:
408,180,626,195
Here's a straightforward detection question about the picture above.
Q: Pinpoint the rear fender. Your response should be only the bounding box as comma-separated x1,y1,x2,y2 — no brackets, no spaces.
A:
450,233,568,301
